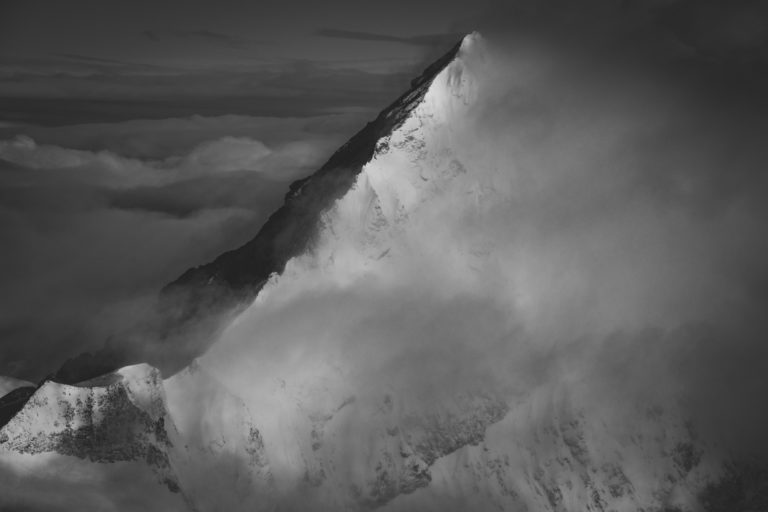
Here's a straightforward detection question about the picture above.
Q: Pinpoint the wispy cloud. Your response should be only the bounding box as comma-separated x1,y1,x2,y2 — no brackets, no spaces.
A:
51,52,174,71
142,29,262,49
315,28,463,47
0,60,411,125
53,53,134,66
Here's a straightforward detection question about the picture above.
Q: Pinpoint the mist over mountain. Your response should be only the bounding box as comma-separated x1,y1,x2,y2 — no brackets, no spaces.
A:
2,1,768,510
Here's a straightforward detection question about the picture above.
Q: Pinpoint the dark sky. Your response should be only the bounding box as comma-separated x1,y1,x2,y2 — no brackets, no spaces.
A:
3,0,767,125
0,0,484,125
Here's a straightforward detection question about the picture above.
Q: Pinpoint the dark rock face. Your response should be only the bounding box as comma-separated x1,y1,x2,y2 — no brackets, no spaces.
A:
0,386,35,427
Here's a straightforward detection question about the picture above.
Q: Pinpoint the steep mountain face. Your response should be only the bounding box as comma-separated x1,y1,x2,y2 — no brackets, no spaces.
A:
2,32,767,511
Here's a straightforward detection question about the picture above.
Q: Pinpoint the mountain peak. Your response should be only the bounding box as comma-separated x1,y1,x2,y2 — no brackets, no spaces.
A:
0,34,477,429
460,30,483,52
149,34,474,371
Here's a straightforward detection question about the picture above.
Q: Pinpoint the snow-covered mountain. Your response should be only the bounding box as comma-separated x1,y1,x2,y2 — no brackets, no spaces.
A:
0,362,272,511
2,32,767,511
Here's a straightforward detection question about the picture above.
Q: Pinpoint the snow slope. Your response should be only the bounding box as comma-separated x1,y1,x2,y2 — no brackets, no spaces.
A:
0,363,272,511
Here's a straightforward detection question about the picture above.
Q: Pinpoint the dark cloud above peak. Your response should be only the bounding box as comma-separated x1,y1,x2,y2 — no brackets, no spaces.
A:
2,1,465,127
141,29,263,49
315,28,464,47
52,53,142,67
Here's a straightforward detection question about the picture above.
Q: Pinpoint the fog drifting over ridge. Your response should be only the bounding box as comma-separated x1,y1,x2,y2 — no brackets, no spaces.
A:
199,10,768,484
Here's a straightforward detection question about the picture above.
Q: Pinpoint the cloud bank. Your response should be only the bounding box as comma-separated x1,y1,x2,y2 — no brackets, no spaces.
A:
0,114,365,380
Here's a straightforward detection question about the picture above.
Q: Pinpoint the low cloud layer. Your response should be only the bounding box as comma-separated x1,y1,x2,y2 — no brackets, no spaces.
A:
0,114,365,380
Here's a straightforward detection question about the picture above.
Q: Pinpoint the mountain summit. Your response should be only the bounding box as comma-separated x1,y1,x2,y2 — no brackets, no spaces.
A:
155,34,476,363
